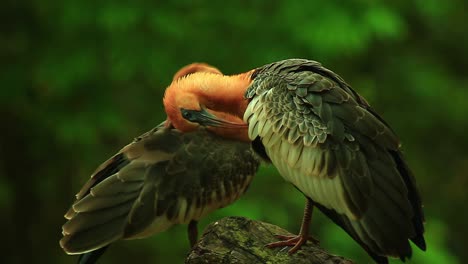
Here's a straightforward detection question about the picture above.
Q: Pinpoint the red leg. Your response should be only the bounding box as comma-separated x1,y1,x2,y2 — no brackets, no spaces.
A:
266,197,317,254
188,220,198,248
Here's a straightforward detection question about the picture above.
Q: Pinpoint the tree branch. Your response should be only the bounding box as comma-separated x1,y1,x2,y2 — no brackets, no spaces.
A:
186,216,353,264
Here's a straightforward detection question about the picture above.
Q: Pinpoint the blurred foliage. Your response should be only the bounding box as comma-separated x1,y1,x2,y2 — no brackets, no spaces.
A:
1,0,467,263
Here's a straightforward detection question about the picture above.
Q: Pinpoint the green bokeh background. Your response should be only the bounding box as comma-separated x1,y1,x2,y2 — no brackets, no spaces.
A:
1,1,467,263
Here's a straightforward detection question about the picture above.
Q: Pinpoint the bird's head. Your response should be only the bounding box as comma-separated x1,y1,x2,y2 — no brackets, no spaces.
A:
163,63,250,141
164,63,224,132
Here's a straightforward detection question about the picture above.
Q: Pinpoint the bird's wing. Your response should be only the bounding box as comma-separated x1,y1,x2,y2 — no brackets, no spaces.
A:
60,124,259,255
245,59,399,218
245,59,424,259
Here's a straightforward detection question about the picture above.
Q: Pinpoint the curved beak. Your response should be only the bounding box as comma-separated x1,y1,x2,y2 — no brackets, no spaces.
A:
180,108,247,129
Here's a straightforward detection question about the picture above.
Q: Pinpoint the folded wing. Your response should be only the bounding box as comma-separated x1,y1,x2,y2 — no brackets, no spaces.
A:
245,59,425,261
60,123,259,255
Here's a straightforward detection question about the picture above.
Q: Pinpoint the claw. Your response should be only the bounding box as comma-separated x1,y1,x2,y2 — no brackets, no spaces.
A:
267,198,316,255
266,234,319,254
274,234,319,244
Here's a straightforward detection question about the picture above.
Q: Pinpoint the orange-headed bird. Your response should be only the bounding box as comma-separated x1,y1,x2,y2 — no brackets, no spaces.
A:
163,59,426,264
60,65,260,264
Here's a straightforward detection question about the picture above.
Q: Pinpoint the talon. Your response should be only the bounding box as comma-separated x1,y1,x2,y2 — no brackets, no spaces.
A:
266,198,317,255
266,234,315,254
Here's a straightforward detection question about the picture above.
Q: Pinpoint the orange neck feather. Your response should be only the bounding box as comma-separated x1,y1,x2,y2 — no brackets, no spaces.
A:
163,70,254,141
182,71,254,116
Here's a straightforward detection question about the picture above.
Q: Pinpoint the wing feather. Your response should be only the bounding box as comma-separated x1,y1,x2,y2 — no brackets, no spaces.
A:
61,125,260,256
245,59,425,260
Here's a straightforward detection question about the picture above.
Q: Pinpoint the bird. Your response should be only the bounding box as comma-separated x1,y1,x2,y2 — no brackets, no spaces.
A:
162,59,426,263
60,64,260,264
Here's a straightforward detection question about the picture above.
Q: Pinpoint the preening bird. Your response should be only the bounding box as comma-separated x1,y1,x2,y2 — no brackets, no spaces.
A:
163,59,426,263
60,65,260,264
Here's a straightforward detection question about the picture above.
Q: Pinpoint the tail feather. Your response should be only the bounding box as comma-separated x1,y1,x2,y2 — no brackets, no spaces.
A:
61,176,141,254
314,202,389,264
63,201,134,236
78,246,109,264
72,191,139,214
390,151,426,251
312,149,425,262
90,175,143,197
60,213,127,254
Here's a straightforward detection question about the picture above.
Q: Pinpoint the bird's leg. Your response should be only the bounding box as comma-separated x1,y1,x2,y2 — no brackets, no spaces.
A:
188,220,198,248
266,197,317,254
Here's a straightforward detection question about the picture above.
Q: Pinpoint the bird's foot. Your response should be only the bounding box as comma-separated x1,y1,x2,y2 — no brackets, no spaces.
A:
266,234,319,254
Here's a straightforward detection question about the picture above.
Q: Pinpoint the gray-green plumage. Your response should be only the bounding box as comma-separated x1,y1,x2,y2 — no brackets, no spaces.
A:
244,59,425,263
60,122,259,261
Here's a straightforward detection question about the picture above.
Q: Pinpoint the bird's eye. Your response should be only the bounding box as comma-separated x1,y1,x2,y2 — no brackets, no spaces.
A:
181,109,193,120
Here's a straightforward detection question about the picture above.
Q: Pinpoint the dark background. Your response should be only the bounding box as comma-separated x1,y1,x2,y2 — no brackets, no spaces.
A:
1,1,467,263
